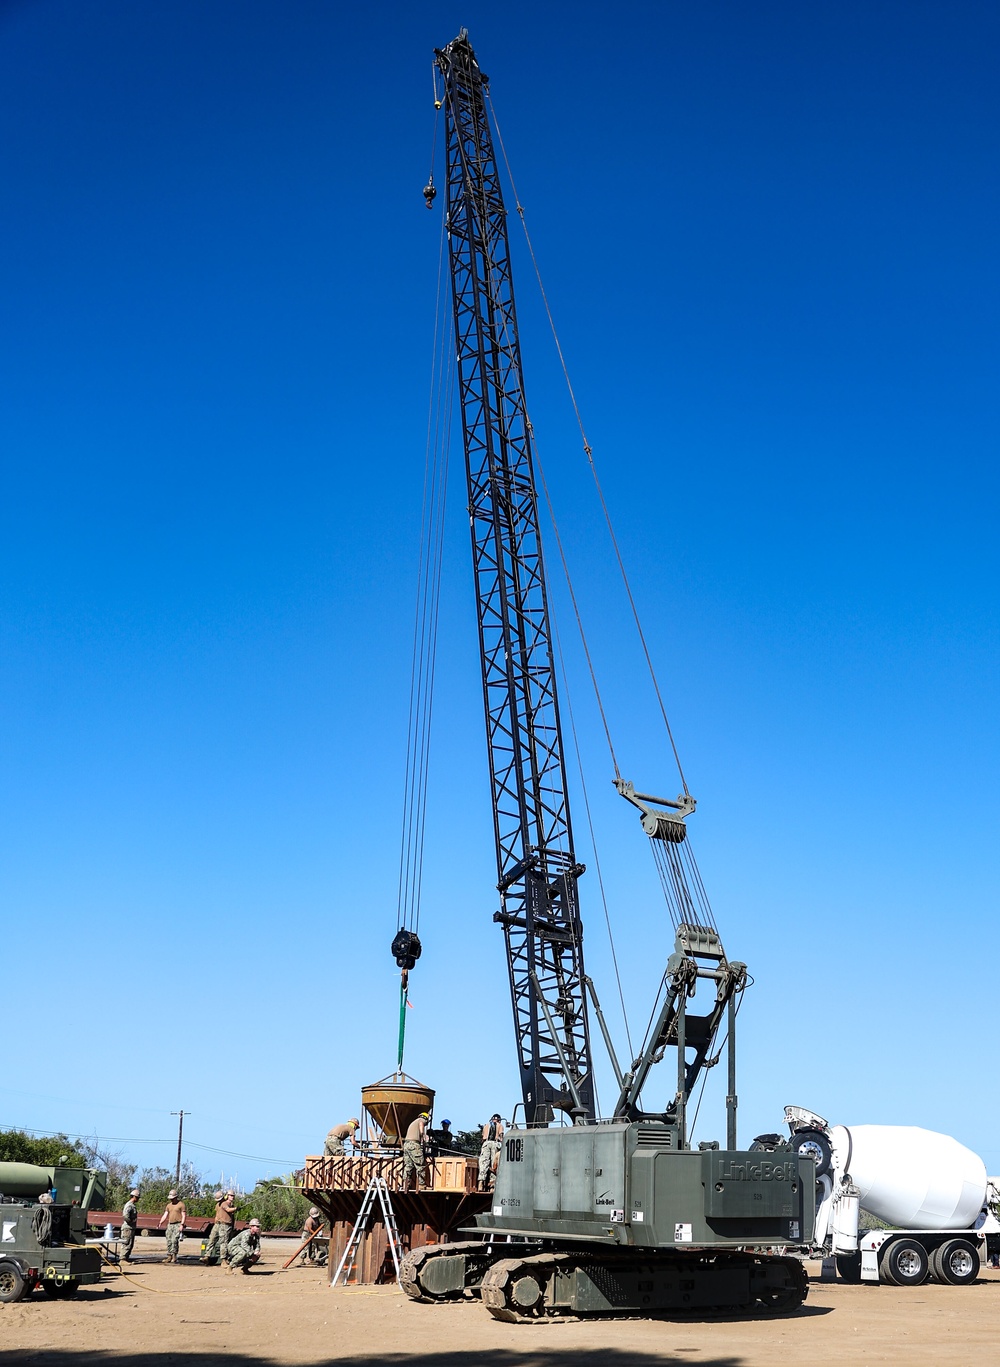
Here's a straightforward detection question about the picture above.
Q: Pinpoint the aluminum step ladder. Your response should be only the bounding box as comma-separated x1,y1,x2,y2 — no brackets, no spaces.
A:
331,1175,402,1287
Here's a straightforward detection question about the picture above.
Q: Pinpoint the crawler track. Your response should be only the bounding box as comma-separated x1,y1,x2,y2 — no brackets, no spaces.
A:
400,1241,506,1303
403,1243,808,1320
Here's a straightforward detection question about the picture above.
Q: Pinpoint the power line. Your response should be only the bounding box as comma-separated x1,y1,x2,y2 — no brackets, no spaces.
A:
184,1141,298,1167
1,1123,298,1169
0,1123,164,1144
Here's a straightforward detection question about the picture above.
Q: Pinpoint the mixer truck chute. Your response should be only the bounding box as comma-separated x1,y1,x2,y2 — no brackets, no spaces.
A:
0,1161,107,1302
777,1106,994,1287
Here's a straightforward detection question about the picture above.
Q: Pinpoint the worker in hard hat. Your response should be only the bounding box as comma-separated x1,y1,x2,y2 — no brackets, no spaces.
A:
120,1187,140,1263
478,1115,504,1192
201,1189,237,1265
324,1118,361,1157
224,1217,261,1273
158,1189,187,1263
432,1119,454,1152
298,1206,327,1266
402,1112,430,1191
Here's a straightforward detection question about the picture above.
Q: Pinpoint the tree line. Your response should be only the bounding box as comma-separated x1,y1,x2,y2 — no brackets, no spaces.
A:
0,1128,309,1230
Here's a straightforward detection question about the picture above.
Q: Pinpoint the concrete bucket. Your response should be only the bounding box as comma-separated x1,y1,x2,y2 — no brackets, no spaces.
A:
361,1073,435,1147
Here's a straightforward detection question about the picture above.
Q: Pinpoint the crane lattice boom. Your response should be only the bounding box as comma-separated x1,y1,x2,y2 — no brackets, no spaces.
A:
436,30,594,1125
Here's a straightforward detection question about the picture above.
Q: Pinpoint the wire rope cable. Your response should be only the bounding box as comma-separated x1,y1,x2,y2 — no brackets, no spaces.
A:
455,125,633,1098
472,72,746,1142
468,180,634,1054
486,89,690,796
550,603,634,1061
530,420,620,779
687,981,748,1143
449,70,732,1131
395,206,453,939
485,85,722,988
649,837,718,934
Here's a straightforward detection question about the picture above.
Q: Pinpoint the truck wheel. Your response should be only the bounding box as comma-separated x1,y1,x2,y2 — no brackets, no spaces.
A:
835,1252,862,1283
879,1238,928,1287
0,1262,26,1303
930,1239,979,1286
790,1129,832,1177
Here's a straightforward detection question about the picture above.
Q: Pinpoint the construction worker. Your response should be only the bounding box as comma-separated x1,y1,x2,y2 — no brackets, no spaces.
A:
224,1217,262,1273
433,1119,454,1152
158,1189,187,1263
403,1112,429,1191
120,1188,140,1263
324,1118,361,1156
298,1206,326,1266
478,1115,504,1192
201,1189,237,1265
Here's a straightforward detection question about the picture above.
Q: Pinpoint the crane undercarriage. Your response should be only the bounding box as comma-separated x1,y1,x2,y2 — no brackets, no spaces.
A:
403,1242,808,1320
404,1120,813,1318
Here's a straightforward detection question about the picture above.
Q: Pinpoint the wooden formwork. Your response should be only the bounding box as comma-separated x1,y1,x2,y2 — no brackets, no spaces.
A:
300,1152,491,1285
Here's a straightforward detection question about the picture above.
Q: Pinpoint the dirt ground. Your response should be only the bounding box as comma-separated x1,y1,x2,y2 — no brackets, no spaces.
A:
2,1238,999,1367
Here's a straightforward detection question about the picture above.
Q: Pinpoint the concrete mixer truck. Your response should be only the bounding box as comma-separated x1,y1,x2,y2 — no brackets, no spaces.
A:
758,1106,998,1287
0,1160,107,1302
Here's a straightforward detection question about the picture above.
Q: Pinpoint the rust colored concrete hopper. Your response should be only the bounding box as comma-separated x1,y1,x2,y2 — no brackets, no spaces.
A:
361,1072,435,1147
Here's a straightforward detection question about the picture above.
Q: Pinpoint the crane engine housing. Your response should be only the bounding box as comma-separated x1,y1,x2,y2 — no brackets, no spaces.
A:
404,1122,814,1315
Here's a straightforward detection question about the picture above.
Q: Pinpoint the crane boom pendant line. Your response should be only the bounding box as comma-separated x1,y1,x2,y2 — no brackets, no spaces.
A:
435,30,595,1125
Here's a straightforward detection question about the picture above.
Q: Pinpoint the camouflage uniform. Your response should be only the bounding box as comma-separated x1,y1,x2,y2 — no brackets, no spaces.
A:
478,1141,500,1188
324,1121,358,1157
165,1222,183,1259
203,1195,236,1264
226,1227,261,1272
402,1141,425,1188
478,1119,503,1190
205,1219,233,1264
120,1198,138,1262
300,1211,326,1265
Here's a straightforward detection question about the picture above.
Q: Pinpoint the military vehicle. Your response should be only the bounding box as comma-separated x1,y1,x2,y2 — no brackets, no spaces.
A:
0,1160,107,1301
397,30,815,1321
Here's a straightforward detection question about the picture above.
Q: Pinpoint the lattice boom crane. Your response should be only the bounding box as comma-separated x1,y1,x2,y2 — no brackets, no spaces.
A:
437,29,593,1127
400,30,817,1321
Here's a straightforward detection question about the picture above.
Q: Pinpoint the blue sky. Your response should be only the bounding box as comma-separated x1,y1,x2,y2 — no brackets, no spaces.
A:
1,0,997,1187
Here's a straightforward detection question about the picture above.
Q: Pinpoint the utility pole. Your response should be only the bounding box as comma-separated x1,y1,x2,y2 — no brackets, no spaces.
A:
170,1110,187,1189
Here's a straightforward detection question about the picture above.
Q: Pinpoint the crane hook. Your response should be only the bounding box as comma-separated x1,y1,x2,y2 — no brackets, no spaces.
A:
423,178,437,210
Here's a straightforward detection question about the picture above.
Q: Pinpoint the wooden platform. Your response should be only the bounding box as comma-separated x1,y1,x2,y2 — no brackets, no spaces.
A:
300,1152,491,1285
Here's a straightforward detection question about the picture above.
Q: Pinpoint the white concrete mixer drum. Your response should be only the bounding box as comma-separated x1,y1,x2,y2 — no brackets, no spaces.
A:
830,1124,986,1231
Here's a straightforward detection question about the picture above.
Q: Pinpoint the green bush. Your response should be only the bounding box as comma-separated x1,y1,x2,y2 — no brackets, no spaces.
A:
0,1130,307,1231
133,1163,217,1218
0,1129,88,1168
236,1174,309,1232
